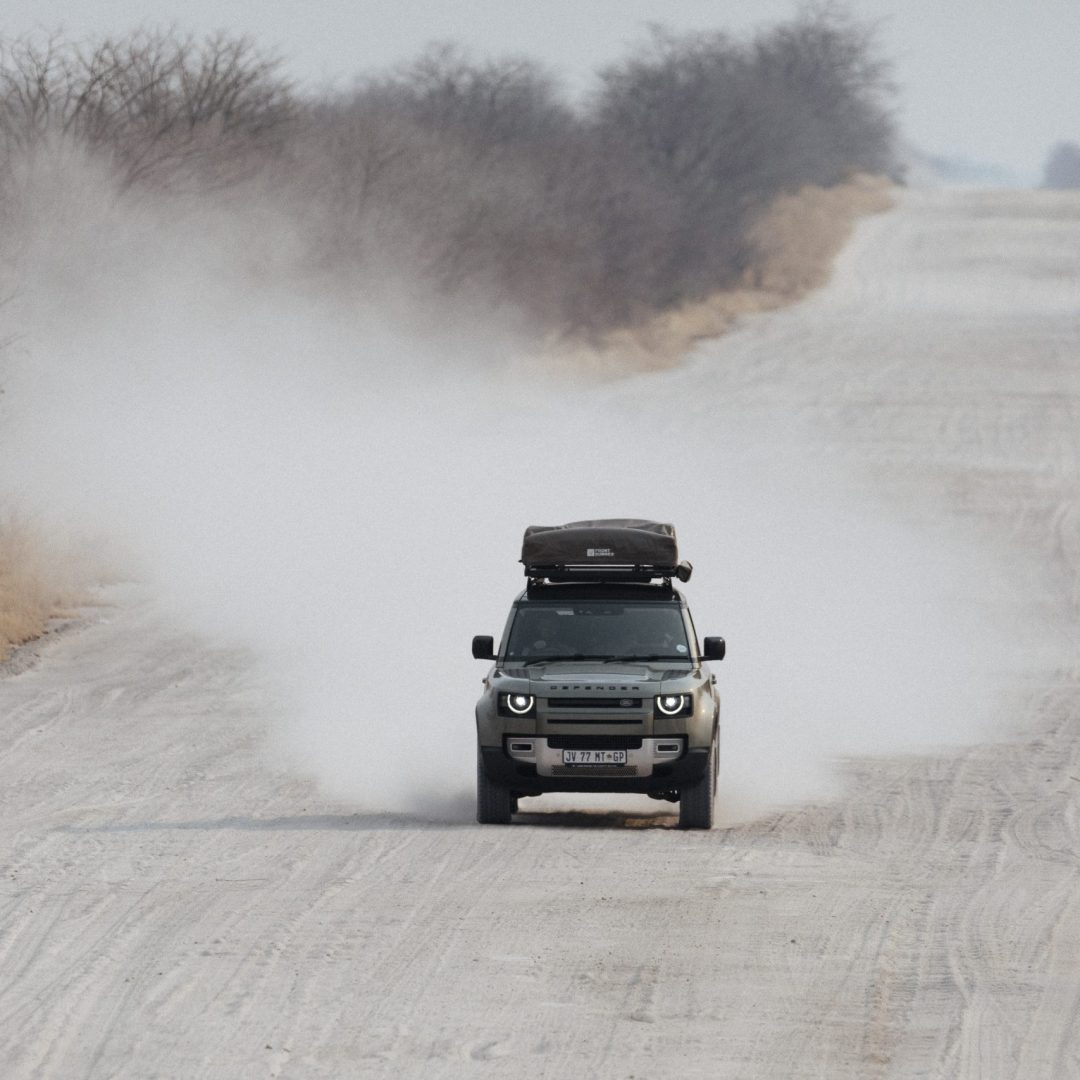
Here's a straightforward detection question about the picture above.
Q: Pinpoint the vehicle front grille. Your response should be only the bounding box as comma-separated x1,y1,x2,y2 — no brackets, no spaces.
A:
547,698,642,709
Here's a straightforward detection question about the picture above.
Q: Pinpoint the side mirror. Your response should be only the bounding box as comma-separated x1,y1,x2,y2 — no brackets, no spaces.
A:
702,636,725,661
472,635,496,660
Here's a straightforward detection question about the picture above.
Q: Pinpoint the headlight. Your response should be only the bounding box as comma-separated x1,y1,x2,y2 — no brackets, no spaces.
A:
654,693,691,717
499,692,536,717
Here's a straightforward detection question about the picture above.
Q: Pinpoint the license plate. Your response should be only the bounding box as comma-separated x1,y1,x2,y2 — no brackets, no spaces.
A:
561,749,628,766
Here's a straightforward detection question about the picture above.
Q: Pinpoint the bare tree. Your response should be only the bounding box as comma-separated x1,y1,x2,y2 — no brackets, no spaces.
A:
391,44,573,159
0,31,294,189
751,4,896,185
592,7,895,306
594,29,777,300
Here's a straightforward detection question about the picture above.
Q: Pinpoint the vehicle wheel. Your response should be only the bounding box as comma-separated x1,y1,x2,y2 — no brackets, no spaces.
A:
477,748,513,824
678,740,716,830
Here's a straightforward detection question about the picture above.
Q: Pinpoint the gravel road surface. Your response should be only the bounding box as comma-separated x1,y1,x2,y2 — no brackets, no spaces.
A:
2,189,1079,1079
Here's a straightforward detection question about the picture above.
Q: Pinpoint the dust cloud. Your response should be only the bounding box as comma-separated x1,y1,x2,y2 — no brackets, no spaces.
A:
0,147,1037,822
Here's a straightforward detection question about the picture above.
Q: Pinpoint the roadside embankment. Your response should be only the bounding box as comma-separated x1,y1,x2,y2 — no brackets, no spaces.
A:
553,174,895,375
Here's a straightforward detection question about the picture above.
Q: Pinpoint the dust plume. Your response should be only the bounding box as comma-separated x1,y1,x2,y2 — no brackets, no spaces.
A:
0,146,1043,823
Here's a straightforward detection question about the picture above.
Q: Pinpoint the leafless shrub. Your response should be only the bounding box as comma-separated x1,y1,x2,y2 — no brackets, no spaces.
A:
285,59,591,329
0,31,294,190
389,43,573,159
593,29,762,302
752,6,895,184
592,5,895,308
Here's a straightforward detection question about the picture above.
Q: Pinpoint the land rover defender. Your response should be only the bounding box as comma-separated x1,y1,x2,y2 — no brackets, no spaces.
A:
472,520,724,828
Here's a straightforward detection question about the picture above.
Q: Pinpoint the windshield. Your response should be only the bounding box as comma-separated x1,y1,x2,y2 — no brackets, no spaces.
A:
505,603,691,662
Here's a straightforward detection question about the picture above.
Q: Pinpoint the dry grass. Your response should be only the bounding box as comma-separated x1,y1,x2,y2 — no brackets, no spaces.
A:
744,172,894,294
0,512,90,661
552,174,894,377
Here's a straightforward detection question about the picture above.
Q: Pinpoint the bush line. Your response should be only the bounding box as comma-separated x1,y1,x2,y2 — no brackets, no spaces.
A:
1,8,897,336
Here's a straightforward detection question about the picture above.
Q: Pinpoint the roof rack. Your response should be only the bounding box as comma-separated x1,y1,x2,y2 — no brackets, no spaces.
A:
525,563,691,585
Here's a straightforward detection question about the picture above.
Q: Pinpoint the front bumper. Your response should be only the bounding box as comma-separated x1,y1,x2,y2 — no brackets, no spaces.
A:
479,742,710,795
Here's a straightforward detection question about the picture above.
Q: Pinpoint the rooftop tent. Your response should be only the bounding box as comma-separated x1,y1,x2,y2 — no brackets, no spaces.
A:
521,519,689,581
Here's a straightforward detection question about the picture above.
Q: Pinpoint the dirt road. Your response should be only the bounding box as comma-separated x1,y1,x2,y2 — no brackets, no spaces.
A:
2,189,1079,1078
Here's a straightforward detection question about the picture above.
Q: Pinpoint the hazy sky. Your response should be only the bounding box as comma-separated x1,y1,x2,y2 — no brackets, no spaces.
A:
5,0,1079,183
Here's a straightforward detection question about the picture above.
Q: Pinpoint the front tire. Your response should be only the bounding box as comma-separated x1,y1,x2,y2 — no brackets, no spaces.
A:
477,748,513,824
678,740,716,830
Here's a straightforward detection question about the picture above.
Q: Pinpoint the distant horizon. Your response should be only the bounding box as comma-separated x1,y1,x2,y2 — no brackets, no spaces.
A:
4,0,1077,184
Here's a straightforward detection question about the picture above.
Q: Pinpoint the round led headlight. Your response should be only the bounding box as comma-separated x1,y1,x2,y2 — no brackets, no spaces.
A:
655,693,688,716
506,693,535,716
